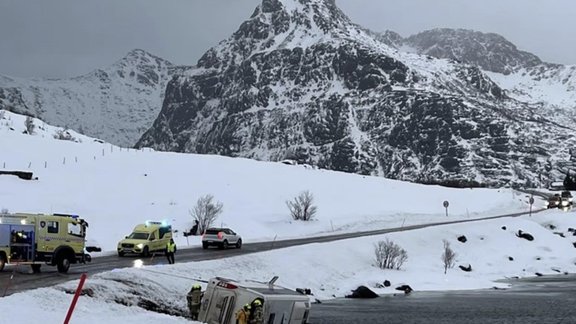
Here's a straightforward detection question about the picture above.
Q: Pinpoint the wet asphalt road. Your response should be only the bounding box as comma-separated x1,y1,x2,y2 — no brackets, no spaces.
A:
310,275,576,324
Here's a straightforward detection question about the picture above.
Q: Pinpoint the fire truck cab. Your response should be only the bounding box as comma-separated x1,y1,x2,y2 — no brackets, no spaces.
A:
198,276,311,324
0,212,90,273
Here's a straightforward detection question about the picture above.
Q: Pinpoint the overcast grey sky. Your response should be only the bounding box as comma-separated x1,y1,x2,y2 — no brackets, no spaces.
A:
1,0,574,78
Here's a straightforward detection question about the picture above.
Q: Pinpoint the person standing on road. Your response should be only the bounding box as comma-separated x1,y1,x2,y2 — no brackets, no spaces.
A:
187,284,203,320
166,238,176,264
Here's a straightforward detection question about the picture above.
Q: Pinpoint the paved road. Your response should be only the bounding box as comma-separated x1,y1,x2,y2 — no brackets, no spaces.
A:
310,275,576,324
0,199,547,297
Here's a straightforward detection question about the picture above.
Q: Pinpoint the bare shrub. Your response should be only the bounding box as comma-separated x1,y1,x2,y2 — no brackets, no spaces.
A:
441,239,457,274
25,116,35,134
286,190,318,221
189,194,223,234
374,239,408,270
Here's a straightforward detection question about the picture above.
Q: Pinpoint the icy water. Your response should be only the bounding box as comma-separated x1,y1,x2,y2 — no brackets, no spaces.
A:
310,275,576,324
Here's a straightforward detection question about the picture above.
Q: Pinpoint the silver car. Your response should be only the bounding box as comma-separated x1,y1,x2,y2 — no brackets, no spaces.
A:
202,227,242,249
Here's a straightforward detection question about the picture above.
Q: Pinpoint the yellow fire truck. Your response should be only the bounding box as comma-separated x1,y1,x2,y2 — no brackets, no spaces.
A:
0,212,91,273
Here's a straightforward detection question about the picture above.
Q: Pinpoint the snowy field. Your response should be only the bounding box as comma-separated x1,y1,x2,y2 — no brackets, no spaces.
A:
1,110,575,323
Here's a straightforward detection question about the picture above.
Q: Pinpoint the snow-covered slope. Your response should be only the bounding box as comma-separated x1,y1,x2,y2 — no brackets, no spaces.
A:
137,0,576,188
0,109,529,253
0,49,182,147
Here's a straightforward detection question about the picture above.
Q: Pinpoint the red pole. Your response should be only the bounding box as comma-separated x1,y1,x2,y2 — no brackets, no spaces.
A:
63,273,87,324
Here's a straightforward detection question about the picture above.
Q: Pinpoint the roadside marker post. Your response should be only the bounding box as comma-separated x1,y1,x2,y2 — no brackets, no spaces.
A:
63,273,87,324
443,200,449,217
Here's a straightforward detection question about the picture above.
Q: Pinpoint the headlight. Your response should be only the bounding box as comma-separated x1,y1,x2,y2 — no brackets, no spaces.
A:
136,243,144,249
561,201,569,206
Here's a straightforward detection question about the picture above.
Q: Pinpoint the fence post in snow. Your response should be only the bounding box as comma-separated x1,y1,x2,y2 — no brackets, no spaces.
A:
272,235,277,248
63,157,66,165
102,149,105,157
75,157,78,163
45,161,47,168
28,162,31,169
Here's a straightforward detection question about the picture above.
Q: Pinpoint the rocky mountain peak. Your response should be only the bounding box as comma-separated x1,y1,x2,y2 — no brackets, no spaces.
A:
101,49,174,87
198,0,352,69
116,49,172,67
404,28,542,74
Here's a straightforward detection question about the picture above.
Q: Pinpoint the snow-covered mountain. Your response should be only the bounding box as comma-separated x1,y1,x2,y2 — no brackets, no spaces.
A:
137,0,575,187
400,28,543,75
0,49,183,147
386,28,576,126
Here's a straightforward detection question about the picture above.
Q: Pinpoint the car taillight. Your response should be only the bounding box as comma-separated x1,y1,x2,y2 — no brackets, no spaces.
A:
218,232,223,239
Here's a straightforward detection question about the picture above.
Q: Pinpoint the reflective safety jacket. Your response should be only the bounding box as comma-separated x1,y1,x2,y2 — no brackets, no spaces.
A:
166,241,176,253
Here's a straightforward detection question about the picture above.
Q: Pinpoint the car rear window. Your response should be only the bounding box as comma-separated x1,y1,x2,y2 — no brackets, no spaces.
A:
205,229,221,235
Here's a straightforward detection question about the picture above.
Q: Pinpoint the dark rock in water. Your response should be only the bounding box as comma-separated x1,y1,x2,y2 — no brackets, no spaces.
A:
383,280,391,287
395,285,413,294
554,232,565,238
568,228,575,233
457,235,467,243
345,286,379,299
535,272,543,277
508,256,514,261
535,257,541,261
572,242,576,248
459,264,472,272
501,226,507,230
516,230,534,241
548,224,557,230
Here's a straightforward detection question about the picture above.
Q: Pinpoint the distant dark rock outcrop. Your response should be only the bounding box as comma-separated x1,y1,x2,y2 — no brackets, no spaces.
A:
345,286,379,299
516,230,534,241
459,264,472,272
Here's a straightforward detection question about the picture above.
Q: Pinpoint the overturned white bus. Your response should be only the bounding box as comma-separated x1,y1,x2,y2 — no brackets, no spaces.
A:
198,276,311,324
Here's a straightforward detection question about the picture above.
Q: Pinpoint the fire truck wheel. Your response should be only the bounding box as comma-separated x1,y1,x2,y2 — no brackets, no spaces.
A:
31,264,41,273
57,255,71,273
0,254,6,271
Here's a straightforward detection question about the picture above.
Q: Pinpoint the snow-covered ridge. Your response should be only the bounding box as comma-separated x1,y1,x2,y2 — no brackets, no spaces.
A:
383,28,576,126
0,109,94,144
0,49,184,147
